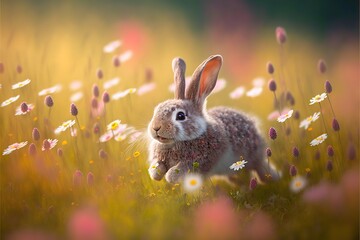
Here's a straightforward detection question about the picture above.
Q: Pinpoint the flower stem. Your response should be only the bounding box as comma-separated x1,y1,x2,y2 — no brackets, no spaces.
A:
318,102,328,133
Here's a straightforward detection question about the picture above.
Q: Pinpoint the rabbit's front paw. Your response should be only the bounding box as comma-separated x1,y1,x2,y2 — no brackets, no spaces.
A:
165,165,186,184
148,161,166,181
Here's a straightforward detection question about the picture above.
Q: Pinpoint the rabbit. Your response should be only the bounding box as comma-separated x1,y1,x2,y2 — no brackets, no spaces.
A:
147,55,280,184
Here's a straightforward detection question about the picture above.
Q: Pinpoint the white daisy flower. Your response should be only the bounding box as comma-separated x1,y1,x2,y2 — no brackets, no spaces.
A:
137,82,156,96
54,120,76,134
277,109,294,123
38,84,62,96
1,95,20,107
112,88,137,100
12,79,31,89
310,133,328,146
107,120,121,131
299,112,320,130
183,173,203,193
246,87,263,97
309,93,327,105
70,91,84,102
290,176,307,193
103,77,120,90
252,77,265,87
69,81,83,91
2,141,28,155
103,40,122,53
119,50,133,63
229,86,245,99
229,159,248,171
15,103,35,115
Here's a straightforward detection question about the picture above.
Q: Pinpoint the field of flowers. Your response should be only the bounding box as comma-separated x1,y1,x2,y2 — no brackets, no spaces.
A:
1,1,359,240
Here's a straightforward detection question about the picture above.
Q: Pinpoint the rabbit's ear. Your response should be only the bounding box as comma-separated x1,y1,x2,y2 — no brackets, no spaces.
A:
172,57,186,100
186,55,222,107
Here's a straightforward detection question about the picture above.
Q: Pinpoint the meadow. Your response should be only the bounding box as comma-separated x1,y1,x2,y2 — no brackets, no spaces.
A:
0,2,359,240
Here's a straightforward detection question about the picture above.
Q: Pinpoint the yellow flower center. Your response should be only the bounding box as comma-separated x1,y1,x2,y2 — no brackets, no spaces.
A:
190,179,197,186
133,151,140,157
295,181,302,188
307,116,313,121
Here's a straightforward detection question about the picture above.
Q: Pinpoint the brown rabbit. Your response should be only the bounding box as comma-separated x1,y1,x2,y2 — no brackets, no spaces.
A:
148,55,279,183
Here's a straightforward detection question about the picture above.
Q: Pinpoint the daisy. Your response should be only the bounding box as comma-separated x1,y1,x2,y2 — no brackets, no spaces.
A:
299,112,320,129
252,77,265,87
119,50,133,63
103,77,120,90
246,87,263,97
15,103,35,115
54,120,76,134
2,141,28,155
1,95,20,107
112,88,137,100
212,78,227,93
183,173,203,193
309,93,327,105
70,92,84,102
290,176,307,193
267,108,291,121
99,131,113,142
12,79,31,89
103,40,122,53
310,133,328,146
107,120,121,131
137,82,156,96
42,139,58,151
69,81,83,91
229,86,245,99
38,84,62,96
229,159,248,171
277,109,294,123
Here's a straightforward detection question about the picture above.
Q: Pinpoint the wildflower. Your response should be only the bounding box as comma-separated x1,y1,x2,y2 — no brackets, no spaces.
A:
133,151,140,157
44,95,54,107
252,77,265,88
309,93,327,105
38,84,62,96
293,110,300,120
70,103,78,116
112,88,137,100
318,59,327,74
183,173,203,193
269,127,277,140
12,79,31,89
103,77,120,90
102,91,110,103
119,50,133,63
113,56,120,67
99,131,113,142
70,128,78,137
249,177,258,190
99,149,108,160
266,147,272,157
229,158,247,171
137,82,156,96
57,148,63,157
327,145,334,157
103,40,122,53
267,62,274,74
92,84,100,97
69,81,82,91
290,176,307,193
277,109,293,123
267,108,291,121
268,79,277,92
32,128,40,141
3,141,28,155
73,170,83,186
326,160,333,172
289,165,297,176
286,92,295,105
347,143,356,161
91,97,98,109
96,68,103,79
28,143,36,156
246,87,263,97
325,80,332,94
54,120,76,134
299,112,320,130
332,118,340,131
87,172,94,186
15,103,34,115
229,86,245,99
70,92,84,102
310,133,328,146
292,147,299,158
275,26,287,44
42,139,58,151
1,95,20,107
107,120,121,131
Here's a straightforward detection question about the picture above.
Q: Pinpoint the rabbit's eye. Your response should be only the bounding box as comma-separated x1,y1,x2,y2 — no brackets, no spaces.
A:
176,111,186,121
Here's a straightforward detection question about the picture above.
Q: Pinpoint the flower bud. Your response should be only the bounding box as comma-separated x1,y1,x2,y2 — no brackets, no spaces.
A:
45,95,54,107
292,147,299,158
96,68,103,79
325,80,332,94
28,143,36,156
318,59,327,74
249,178,258,190
275,26,287,44
269,127,277,140
332,118,340,131
268,79,277,92
266,147,272,157
20,102,28,113
87,172,94,186
327,145,334,157
70,103,78,116
32,128,40,141
92,84,99,97
326,160,333,172
289,165,297,176
102,91,110,103
267,62,274,74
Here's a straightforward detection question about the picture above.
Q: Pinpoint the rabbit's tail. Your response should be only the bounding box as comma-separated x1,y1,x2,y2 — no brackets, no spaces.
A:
255,160,281,182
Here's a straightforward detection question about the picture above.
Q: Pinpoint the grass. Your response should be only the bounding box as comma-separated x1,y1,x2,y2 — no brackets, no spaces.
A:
1,5,359,240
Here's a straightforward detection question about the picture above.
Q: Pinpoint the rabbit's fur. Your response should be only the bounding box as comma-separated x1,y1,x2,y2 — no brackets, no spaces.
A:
148,55,279,184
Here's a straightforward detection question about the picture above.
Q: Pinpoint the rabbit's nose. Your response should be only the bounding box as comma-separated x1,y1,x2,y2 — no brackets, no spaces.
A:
153,125,161,132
